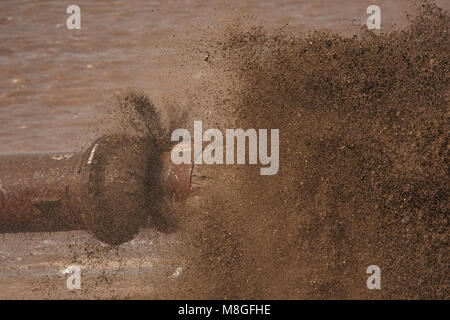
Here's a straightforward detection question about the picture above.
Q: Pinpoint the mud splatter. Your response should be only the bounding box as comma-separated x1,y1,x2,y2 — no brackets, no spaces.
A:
174,1,449,299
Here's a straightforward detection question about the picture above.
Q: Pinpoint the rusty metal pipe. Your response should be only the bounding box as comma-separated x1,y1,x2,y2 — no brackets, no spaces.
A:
0,135,193,245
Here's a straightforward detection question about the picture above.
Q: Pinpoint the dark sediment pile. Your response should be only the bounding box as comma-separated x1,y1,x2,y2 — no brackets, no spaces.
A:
175,2,449,299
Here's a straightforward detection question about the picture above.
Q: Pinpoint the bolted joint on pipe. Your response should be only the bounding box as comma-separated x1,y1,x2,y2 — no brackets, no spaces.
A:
0,134,194,245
